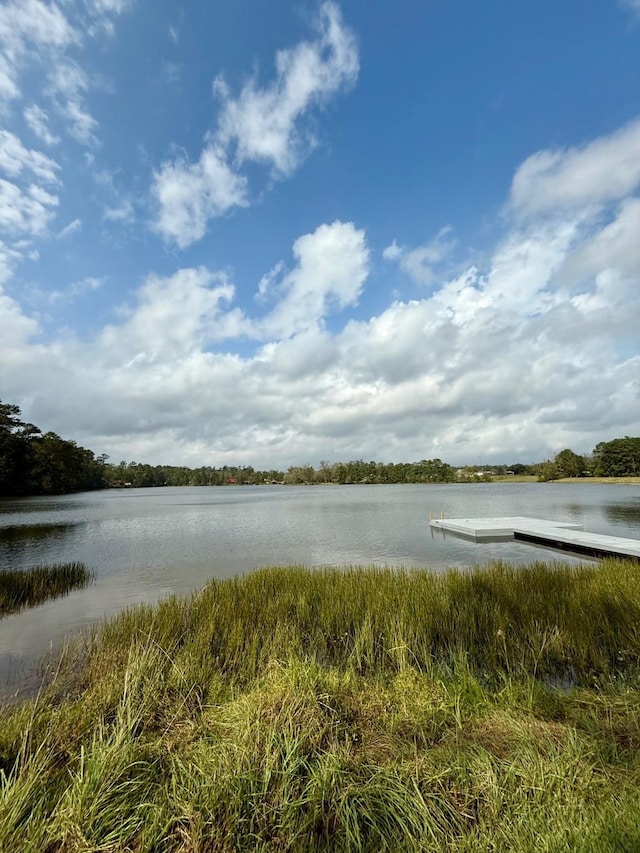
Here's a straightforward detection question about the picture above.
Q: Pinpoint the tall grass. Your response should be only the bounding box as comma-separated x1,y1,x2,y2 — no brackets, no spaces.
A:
92,558,640,686
0,563,93,616
1,559,640,851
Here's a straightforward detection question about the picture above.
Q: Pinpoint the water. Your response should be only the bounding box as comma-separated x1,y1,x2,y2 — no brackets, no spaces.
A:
1,482,639,697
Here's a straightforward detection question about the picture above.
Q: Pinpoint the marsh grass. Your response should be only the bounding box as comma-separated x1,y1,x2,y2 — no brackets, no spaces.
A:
0,563,93,617
1,559,640,850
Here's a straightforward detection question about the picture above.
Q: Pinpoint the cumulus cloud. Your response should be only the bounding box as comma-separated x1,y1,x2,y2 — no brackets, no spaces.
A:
98,267,241,363
153,2,359,247
255,220,369,339
3,120,640,467
152,144,248,248
0,283,39,347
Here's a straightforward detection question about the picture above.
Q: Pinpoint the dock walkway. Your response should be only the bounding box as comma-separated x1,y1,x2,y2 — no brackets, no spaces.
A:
429,516,640,560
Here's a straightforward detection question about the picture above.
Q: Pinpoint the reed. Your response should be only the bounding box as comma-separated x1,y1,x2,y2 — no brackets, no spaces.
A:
0,559,639,851
0,563,93,616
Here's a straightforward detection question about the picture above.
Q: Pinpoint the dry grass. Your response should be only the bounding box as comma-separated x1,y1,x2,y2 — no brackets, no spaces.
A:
552,476,640,485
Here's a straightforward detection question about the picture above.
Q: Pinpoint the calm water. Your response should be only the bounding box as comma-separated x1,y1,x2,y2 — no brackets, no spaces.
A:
1,483,640,696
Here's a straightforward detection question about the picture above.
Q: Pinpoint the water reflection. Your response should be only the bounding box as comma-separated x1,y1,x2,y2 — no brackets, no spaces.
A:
603,501,640,525
0,522,77,544
0,499,86,515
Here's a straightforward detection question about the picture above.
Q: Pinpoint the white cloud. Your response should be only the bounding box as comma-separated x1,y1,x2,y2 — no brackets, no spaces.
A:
0,0,77,61
153,1,358,247
0,55,19,101
0,282,39,347
47,275,103,302
0,178,58,238
255,220,369,339
0,0,78,104
85,0,133,14
46,59,99,146
557,197,640,289
98,267,240,362
510,118,640,218
0,0,134,148
0,132,59,279
0,240,22,286
57,217,82,238
82,0,136,37
23,104,60,146
383,227,456,286
215,1,358,175
103,198,134,224
152,144,248,248
0,130,60,184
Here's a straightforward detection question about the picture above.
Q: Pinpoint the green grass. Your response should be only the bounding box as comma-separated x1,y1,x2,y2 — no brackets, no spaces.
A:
490,475,538,483
0,563,93,617
1,559,640,850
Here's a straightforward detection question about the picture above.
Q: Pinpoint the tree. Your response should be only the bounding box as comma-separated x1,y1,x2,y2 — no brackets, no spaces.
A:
593,437,640,477
0,401,107,496
0,401,41,495
553,449,586,479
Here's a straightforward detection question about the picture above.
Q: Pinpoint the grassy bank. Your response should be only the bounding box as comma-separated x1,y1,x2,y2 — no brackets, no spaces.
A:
1,560,640,850
553,476,640,485
489,475,538,483
490,475,640,484
0,562,92,617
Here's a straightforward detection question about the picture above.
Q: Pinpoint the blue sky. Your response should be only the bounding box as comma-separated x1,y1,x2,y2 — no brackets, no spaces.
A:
1,0,639,467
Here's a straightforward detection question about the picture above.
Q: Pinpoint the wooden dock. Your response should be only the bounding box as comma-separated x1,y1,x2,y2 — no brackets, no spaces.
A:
429,516,640,561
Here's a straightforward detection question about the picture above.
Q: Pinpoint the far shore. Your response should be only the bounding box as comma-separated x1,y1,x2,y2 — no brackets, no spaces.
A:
552,476,640,485
492,475,640,485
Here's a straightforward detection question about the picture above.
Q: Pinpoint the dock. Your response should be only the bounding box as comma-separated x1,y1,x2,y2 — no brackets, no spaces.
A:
429,516,640,561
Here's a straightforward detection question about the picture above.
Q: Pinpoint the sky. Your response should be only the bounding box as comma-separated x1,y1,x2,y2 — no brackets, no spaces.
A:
1,0,639,469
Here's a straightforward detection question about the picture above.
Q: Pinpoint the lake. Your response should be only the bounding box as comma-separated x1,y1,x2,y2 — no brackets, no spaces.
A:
1,482,640,697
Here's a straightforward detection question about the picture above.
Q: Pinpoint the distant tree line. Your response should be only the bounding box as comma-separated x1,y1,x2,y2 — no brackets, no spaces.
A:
1,402,107,497
278,458,456,484
103,461,285,488
3,400,640,497
100,438,640,488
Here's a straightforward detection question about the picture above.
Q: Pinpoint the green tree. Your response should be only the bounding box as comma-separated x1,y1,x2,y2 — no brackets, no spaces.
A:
593,437,640,477
553,449,586,479
0,401,41,495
